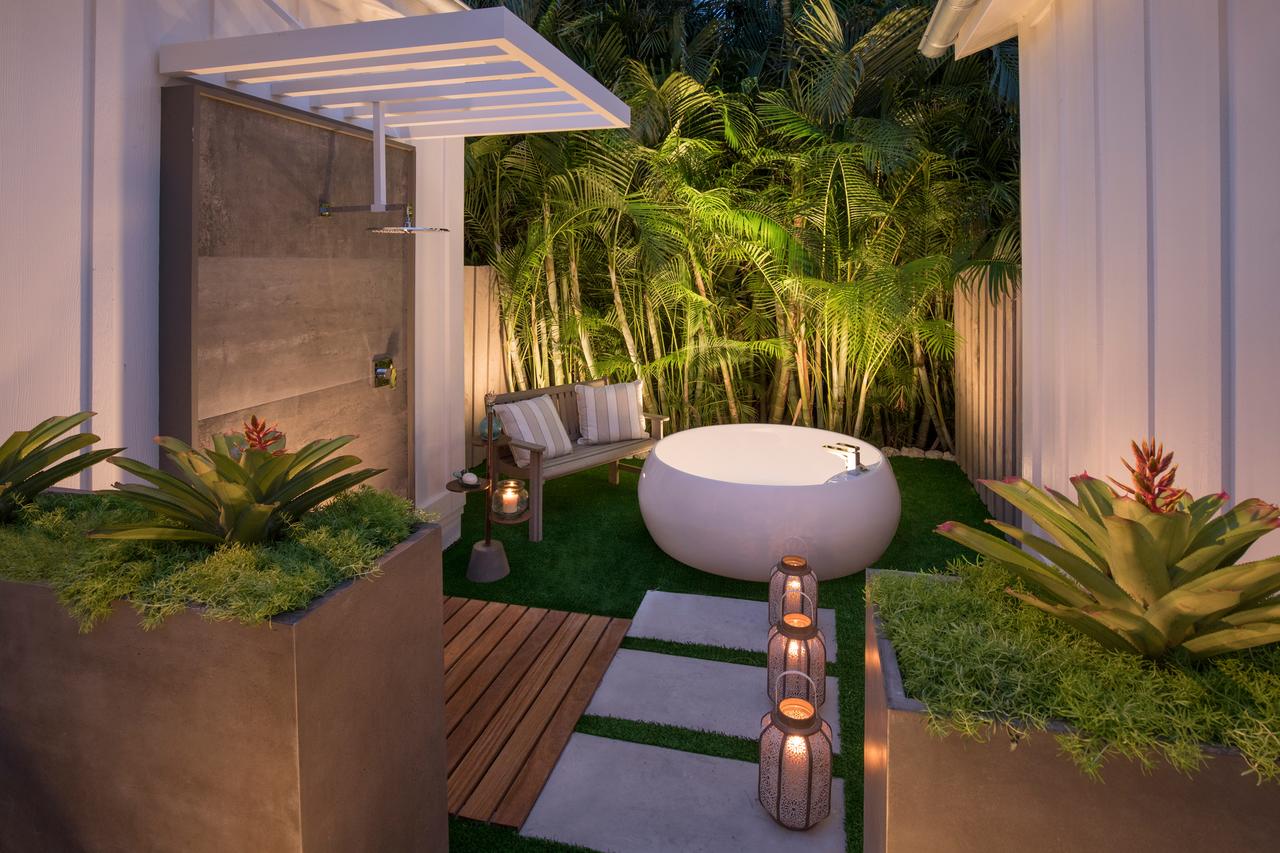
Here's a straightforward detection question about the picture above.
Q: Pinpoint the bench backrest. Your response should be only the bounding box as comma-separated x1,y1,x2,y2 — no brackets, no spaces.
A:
490,379,604,442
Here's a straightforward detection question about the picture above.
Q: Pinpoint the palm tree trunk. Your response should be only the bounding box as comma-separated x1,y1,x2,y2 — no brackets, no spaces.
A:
567,240,596,379
608,256,649,402
541,198,566,386
529,293,545,387
643,293,669,409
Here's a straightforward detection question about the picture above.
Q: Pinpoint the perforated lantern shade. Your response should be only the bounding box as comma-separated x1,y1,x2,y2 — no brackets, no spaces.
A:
766,611,826,708
768,555,817,624
758,679,834,831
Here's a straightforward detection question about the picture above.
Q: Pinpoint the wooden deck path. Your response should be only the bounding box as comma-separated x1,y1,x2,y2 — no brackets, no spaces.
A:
442,596,630,828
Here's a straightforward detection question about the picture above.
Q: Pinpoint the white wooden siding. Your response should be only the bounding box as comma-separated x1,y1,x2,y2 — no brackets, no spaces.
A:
1019,0,1280,556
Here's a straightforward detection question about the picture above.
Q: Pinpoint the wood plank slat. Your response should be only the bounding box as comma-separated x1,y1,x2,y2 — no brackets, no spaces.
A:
443,596,466,621
489,617,630,827
446,612,589,812
443,601,509,672
446,609,568,754
444,603,528,697
458,614,612,822
445,604,545,701
443,598,486,645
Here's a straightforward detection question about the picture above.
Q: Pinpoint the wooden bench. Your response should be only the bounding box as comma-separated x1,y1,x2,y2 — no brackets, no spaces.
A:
485,381,668,542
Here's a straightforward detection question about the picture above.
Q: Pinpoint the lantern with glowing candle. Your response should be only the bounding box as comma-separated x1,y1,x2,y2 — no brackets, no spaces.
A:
766,597,826,707
768,555,817,624
759,671,833,830
491,479,528,520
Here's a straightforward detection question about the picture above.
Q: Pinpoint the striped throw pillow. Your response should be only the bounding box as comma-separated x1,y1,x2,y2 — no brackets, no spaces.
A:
575,380,647,445
494,395,573,467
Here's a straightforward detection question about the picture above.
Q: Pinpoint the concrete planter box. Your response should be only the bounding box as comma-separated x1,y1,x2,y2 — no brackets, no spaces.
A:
0,525,447,853
864,570,1280,853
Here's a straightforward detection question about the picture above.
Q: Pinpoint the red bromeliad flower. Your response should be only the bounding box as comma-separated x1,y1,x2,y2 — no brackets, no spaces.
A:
243,416,284,454
1108,438,1187,513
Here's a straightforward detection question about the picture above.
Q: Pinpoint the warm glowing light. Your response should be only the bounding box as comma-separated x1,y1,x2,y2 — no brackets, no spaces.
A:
778,698,814,720
783,613,811,629
784,735,809,759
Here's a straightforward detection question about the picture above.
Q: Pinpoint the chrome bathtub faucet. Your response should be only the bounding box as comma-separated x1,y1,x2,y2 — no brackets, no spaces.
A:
822,443,868,474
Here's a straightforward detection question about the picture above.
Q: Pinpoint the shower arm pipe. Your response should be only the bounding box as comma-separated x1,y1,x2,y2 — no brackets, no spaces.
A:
372,100,387,213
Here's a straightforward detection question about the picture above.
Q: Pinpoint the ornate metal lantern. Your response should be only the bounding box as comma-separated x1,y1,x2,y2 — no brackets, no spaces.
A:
768,555,817,624
759,671,834,830
766,600,826,708
491,478,529,520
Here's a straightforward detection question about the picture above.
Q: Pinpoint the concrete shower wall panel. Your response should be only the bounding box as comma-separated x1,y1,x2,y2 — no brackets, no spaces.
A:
160,85,415,496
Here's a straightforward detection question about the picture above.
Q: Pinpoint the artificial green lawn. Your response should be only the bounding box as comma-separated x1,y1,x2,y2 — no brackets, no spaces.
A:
443,457,991,853
0,488,421,629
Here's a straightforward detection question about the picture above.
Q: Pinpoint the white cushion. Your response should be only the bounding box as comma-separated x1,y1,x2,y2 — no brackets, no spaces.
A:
575,380,647,445
494,395,573,467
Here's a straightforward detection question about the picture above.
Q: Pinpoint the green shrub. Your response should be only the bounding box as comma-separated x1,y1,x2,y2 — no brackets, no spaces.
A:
937,440,1280,659
93,418,382,545
869,562,1280,783
0,412,120,522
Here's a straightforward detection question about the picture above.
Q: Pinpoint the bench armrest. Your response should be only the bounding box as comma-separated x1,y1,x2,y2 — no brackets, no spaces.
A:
641,412,669,440
505,436,546,455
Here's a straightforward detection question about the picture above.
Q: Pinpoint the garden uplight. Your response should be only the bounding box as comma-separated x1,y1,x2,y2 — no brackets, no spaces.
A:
759,671,833,831
766,598,826,707
768,555,817,624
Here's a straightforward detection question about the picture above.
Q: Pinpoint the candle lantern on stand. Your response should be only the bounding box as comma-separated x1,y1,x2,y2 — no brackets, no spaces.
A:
492,479,529,521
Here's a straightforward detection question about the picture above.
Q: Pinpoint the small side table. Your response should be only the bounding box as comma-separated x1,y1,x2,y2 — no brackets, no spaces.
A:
446,476,510,582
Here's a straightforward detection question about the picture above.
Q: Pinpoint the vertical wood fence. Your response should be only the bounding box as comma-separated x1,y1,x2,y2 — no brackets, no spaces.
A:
954,284,1021,525
464,266,506,466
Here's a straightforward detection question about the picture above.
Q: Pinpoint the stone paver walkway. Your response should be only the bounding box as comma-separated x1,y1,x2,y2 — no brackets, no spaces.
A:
627,591,838,661
521,734,846,853
585,649,842,751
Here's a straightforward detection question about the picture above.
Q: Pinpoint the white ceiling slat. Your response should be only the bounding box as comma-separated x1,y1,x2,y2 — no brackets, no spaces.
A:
387,103,594,127
159,6,629,138
269,60,535,96
228,45,511,84
314,77,559,109
403,113,616,139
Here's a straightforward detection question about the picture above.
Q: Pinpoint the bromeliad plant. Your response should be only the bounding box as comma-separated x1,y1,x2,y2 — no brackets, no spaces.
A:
93,418,382,545
0,412,121,522
938,439,1280,659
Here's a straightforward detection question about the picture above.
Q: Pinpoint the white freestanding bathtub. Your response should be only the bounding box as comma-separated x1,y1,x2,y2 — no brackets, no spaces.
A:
637,424,900,581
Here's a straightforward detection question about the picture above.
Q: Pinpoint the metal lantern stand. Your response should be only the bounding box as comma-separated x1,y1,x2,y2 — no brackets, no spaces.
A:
452,402,532,582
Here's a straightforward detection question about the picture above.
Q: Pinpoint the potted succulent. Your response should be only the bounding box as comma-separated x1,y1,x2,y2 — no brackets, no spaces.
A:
0,415,448,853
865,440,1280,853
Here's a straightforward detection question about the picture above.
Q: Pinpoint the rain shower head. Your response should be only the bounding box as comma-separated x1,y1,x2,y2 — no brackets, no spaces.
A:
366,208,449,236
318,101,448,236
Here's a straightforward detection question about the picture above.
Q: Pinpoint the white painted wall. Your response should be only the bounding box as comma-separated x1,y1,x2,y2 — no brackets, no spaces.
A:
0,0,465,539
1018,0,1280,555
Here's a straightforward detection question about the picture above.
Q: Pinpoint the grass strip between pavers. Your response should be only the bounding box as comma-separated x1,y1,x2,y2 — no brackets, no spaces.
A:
619,635,768,667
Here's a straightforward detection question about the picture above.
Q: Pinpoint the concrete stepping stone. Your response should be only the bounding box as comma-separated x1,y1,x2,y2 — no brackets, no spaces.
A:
521,733,846,853
585,649,842,752
627,591,839,662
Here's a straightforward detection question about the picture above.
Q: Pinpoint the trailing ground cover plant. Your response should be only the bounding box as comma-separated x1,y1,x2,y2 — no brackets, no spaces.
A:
0,412,120,522
93,419,382,545
938,439,1280,658
869,561,1280,782
1,487,421,629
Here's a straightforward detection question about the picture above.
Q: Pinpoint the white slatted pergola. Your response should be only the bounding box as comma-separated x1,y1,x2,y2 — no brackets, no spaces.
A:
159,5,629,140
